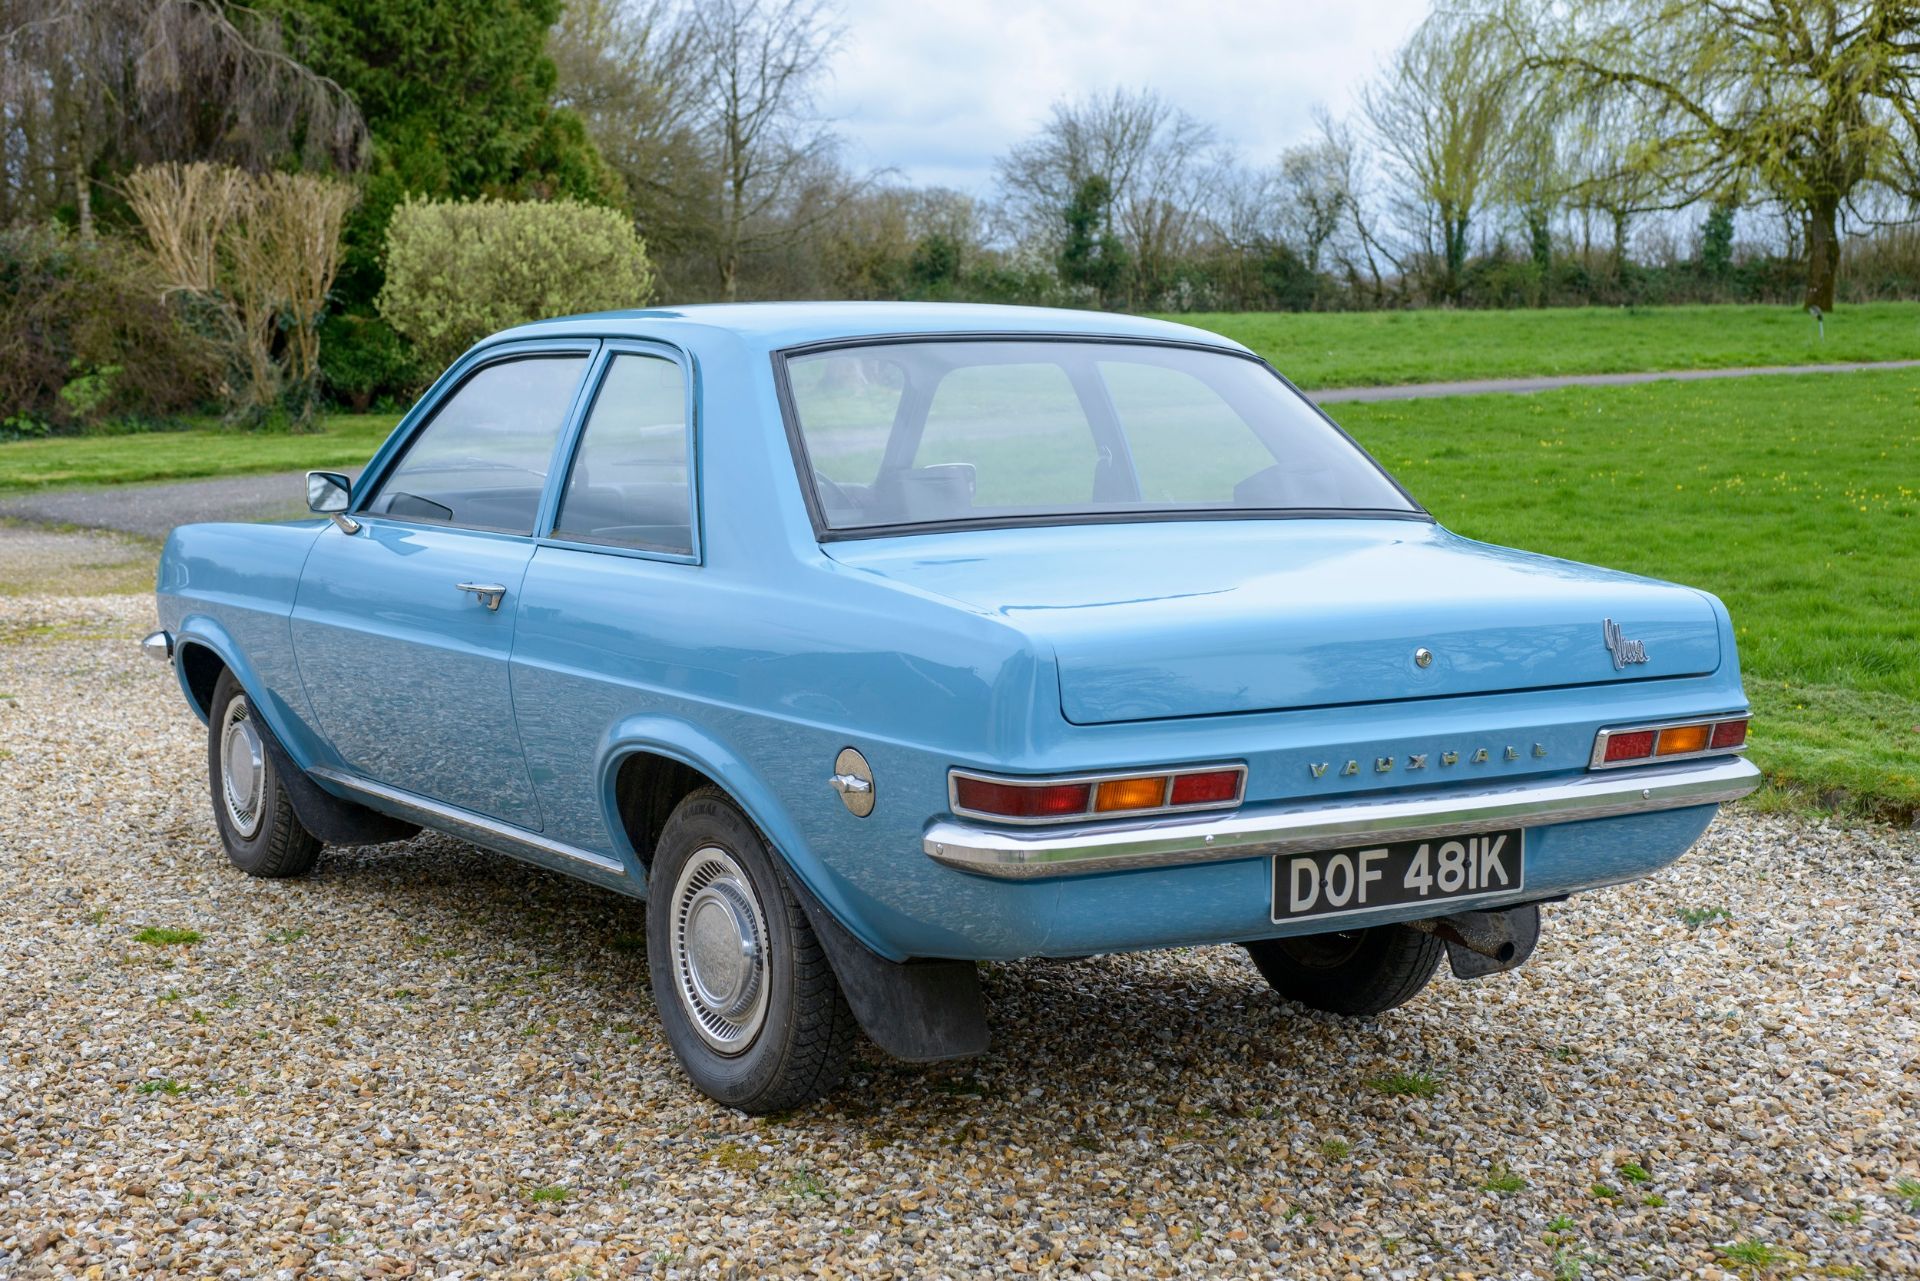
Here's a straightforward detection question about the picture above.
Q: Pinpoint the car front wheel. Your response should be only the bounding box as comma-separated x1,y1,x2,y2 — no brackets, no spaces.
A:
206,669,322,878
647,786,856,1112
1242,924,1443,1015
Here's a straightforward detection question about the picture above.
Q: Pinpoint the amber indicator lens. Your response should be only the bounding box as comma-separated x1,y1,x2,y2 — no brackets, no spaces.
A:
1603,730,1656,762
1654,724,1711,755
1710,718,1749,749
952,777,1090,819
1095,776,1168,812
1170,769,1242,805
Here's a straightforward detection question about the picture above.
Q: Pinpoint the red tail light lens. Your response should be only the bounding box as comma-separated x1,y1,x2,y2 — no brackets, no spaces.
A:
1603,730,1657,763
1170,769,1242,805
1710,718,1749,749
952,777,1089,820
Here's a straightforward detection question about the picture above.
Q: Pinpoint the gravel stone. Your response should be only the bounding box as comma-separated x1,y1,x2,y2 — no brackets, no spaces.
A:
2,584,1917,1279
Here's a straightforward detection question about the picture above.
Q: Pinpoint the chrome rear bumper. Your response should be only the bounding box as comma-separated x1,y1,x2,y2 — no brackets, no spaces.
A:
923,756,1761,880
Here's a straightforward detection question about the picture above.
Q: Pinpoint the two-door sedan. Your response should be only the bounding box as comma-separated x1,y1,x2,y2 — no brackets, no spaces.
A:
146,302,1759,1111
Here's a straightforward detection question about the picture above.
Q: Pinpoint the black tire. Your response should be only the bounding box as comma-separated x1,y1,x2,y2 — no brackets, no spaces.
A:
206,669,322,878
646,786,856,1112
1243,924,1443,1016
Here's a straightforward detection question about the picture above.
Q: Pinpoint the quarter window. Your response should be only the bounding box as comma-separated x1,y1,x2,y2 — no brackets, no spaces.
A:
366,355,587,534
553,353,694,555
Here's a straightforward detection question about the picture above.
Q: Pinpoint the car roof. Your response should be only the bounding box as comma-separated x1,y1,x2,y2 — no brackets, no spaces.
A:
486,301,1251,355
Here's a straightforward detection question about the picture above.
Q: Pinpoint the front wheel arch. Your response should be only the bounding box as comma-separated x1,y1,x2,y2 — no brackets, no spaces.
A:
177,641,226,720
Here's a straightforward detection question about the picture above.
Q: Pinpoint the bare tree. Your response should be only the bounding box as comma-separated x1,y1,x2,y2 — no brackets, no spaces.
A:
549,0,706,257
996,88,1218,305
1299,108,1400,306
681,0,845,299
0,0,365,237
1558,93,1668,280
1276,122,1354,277
1363,12,1521,301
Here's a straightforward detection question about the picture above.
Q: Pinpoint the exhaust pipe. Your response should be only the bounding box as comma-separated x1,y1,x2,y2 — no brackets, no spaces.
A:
1409,904,1541,978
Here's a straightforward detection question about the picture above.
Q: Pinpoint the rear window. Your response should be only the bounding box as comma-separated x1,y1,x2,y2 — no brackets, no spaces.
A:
781,339,1416,533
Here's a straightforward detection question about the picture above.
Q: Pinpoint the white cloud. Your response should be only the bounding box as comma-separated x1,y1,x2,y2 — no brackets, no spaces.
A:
818,0,1433,193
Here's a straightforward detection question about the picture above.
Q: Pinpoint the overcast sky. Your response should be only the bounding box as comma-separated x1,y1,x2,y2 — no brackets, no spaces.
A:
818,0,1436,194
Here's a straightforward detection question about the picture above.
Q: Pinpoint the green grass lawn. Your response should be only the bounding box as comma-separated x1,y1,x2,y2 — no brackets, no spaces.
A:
1173,301,1920,388
3,306,1915,817
1333,369,1920,818
0,413,401,494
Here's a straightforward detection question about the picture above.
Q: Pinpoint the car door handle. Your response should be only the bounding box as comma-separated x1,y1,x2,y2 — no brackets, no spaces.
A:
456,582,507,611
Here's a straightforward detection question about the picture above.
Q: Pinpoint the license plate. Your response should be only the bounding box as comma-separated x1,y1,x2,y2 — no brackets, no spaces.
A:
1271,829,1525,924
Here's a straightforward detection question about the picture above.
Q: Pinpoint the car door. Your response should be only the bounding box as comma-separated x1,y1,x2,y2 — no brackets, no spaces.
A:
508,343,701,855
290,343,596,828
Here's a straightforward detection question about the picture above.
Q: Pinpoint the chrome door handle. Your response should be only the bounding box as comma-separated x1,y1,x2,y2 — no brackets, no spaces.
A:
456,582,507,611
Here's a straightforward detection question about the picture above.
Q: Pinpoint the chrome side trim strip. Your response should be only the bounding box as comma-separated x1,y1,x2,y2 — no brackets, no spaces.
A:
308,767,627,877
923,756,1762,880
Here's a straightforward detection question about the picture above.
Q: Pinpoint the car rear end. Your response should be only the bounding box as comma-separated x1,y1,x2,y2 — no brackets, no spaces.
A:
820,520,1757,963
773,325,1759,968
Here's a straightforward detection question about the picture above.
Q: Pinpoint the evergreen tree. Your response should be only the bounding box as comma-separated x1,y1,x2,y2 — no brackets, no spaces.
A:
264,0,623,308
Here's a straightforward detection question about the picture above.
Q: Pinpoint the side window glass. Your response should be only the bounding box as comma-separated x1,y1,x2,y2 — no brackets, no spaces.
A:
553,353,693,555
916,362,1097,508
366,355,586,535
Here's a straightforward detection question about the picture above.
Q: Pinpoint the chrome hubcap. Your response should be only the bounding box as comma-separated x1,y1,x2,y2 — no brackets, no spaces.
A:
219,695,267,839
670,847,770,1054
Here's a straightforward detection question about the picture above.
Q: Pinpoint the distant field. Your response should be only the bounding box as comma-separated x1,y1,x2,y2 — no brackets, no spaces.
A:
1172,301,1920,388
1333,368,1920,818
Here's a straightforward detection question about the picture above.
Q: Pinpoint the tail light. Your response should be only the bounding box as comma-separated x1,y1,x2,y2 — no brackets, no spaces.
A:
1590,715,1750,769
950,764,1246,824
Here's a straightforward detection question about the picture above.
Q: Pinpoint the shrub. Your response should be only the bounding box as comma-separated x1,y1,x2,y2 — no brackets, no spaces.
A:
125,163,359,429
378,198,657,371
0,225,218,432
319,314,419,411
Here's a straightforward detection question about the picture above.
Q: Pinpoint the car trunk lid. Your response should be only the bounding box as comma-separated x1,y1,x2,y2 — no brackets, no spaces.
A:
824,520,1722,725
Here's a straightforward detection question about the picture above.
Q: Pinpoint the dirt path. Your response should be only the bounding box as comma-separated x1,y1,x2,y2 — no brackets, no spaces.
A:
1308,356,1920,402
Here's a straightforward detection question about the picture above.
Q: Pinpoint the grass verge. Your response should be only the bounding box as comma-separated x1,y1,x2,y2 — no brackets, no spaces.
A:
1335,368,1920,819
0,413,400,494
1175,301,1920,389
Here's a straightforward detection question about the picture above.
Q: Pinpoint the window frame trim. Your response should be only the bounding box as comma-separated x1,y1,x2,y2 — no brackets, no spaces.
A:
536,338,703,566
768,332,1432,543
349,337,603,539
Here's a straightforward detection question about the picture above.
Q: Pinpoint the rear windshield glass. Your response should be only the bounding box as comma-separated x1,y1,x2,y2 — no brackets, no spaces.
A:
781,340,1416,532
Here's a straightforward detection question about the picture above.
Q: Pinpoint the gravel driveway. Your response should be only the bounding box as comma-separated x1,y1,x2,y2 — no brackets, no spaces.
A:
3,581,1917,1278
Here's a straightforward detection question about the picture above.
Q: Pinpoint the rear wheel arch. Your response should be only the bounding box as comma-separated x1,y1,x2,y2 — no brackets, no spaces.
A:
603,738,988,1067
610,749,715,871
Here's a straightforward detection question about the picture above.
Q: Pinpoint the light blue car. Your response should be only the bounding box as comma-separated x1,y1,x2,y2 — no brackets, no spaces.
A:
147,303,1760,1111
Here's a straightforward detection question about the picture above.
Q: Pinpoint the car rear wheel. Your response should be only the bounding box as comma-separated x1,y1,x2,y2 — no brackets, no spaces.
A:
206,669,322,878
647,786,856,1112
1242,924,1443,1015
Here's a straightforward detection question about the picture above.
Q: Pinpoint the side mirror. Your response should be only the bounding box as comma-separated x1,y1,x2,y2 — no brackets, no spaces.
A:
306,471,360,533
306,471,352,513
